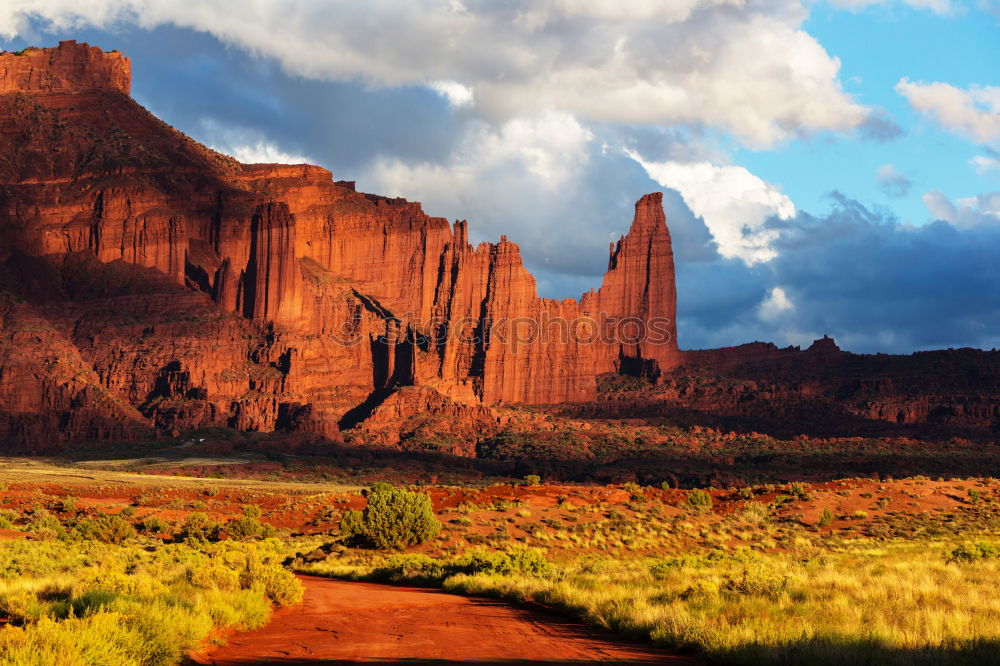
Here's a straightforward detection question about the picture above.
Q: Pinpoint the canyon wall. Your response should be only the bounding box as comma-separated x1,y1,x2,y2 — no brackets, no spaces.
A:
0,42,680,448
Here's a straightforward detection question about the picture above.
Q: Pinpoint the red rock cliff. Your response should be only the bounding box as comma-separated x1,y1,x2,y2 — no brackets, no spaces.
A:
0,41,130,95
0,42,680,449
581,192,680,376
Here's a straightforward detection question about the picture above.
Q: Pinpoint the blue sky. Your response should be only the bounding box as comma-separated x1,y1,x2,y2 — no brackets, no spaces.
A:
1,1,997,353
739,2,1000,225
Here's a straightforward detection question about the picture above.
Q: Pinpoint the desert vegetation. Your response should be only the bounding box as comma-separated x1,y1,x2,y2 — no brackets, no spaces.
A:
1,464,999,665
306,541,1000,665
300,477,1000,666
0,537,302,665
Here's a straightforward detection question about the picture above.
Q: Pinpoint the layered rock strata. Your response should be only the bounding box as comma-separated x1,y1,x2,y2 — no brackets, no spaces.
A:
0,42,680,448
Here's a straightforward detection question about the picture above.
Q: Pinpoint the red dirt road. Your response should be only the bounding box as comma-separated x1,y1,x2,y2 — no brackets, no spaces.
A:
192,576,700,665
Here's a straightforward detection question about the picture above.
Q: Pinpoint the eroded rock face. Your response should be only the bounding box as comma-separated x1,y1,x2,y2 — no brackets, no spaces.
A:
0,42,680,449
1,41,130,95
581,192,680,377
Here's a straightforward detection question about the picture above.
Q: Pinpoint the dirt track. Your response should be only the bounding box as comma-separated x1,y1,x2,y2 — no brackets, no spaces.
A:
191,576,701,665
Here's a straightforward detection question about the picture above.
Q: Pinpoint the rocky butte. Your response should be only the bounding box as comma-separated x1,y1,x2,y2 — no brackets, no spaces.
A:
2,42,997,452
0,42,681,449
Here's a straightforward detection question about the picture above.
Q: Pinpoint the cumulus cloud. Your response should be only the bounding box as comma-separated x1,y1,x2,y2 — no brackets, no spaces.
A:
0,0,870,147
369,111,593,195
757,286,794,322
970,154,1000,174
896,79,1000,144
199,119,311,164
628,153,796,264
876,163,912,197
428,80,474,109
923,189,1000,228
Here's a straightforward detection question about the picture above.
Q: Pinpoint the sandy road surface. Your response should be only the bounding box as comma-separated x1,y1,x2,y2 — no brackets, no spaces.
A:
192,576,701,665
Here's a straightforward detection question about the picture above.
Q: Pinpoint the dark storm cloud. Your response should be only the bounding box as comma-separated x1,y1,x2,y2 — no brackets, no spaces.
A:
80,26,462,171
670,194,1000,353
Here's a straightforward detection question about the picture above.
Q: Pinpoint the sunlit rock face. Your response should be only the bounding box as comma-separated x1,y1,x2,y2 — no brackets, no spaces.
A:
0,42,680,449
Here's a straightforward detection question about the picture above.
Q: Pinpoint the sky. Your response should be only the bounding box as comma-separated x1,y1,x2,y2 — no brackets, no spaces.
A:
1,0,998,354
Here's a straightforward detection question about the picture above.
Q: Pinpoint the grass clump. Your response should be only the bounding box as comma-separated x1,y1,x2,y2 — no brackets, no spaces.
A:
0,539,303,665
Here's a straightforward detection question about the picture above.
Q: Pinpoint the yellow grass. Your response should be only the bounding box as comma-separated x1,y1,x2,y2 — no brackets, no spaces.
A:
306,540,1000,665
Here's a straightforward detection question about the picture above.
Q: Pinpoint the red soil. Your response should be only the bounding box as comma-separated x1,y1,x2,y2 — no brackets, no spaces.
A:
191,576,699,665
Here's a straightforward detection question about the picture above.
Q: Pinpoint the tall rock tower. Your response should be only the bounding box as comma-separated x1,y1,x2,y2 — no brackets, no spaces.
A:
581,192,680,377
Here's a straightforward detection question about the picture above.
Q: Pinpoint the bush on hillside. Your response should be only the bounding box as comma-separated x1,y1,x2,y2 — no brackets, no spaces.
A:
687,489,713,511
72,514,135,544
349,483,442,550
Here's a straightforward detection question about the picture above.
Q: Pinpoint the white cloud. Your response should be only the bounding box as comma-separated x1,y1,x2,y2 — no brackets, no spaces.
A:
428,80,474,108
923,189,1000,228
758,286,794,322
875,163,912,197
896,79,1000,144
970,154,1000,174
0,0,869,148
366,110,593,198
628,153,796,264
827,0,955,14
198,119,309,164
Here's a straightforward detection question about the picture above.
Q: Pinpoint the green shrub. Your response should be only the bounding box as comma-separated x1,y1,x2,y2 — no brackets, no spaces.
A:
137,516,168,535
73,515,136,544
948,542,1000,563
340,509,365,538
967,489,982,504
524,474,541,486
242,556,304,606
457,546,552,576
373,553,454,582
226,506,276,541
358,483,442,550
371,547,551,583
26,510,66,540
686,489,713,511
623,482,644,500
0,539,302,664
242,505,262,519
176,512,220,543
818,507,835,527
788,482,810,499
189,562,240,591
